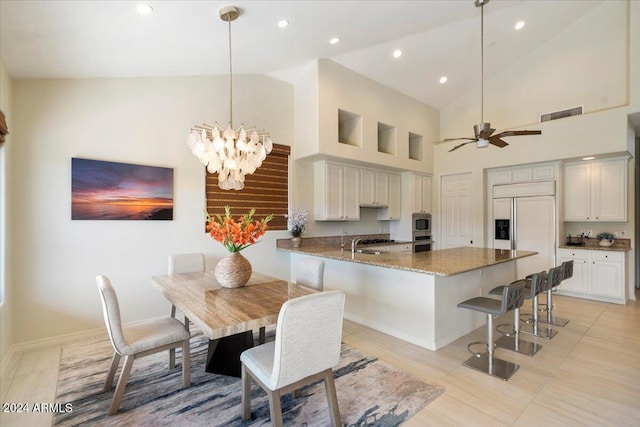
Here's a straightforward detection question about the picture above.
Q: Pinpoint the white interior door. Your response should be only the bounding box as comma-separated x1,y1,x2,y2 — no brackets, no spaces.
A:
440,173,473,249
514,195,556,277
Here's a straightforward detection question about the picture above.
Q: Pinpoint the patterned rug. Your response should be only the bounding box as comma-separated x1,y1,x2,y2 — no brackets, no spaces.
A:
54,333,444,426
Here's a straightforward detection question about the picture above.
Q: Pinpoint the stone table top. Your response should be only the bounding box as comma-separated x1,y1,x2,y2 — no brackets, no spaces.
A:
279,246,537,277
151,271,316,340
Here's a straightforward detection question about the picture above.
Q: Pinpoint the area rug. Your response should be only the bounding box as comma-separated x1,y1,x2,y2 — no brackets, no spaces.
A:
54,334,443,426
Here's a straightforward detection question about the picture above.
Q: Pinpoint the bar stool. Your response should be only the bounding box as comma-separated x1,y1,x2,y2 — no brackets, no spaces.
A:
457,280,526,381
520,268,559,340
489,278,542,357
539,260,572,327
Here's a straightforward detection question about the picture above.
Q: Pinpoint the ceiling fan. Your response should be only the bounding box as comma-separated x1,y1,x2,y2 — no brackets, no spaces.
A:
437,0,541,152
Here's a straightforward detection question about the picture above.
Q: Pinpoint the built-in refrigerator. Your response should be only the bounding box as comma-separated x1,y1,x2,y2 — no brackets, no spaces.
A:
493,181,556,278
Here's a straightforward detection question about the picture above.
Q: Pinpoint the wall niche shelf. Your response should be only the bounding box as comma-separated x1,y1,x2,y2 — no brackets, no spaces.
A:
409,132,423,161
377,122,396,155
338,109,362,147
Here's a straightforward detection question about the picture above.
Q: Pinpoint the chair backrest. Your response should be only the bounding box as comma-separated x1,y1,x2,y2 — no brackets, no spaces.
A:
271,290,345,389
500,279,527,313
96,275,127,354
296,258,325,290
546,266,563,290
527,271,548,298
504,279,527,310
169,253,205,274
561,260,574,281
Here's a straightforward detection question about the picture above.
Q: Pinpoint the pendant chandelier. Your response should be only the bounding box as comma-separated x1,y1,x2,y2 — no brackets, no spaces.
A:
187,6,273,191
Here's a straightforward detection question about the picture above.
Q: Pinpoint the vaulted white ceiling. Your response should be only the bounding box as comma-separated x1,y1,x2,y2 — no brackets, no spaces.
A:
0,0,605,110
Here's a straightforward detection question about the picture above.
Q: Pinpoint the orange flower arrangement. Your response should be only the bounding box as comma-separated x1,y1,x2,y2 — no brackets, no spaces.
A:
206,206,273,252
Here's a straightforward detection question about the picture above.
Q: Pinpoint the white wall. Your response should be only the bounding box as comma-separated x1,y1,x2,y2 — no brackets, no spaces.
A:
0,61,14,362
10,75,293,343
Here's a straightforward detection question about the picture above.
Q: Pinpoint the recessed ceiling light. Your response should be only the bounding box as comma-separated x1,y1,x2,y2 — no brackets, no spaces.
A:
515,20,525,30
136,4,153,15
278,19,289,28
582,156,595,161
393,49,402,59
329,37,340,45
439,76,448,84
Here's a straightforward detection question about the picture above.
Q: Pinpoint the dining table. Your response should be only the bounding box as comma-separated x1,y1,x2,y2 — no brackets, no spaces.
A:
151,270,316,377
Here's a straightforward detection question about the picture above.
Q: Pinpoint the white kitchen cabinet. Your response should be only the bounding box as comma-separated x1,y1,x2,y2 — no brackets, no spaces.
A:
563,158,627,222
557,249,588,294
377,173,401,220
412,174,432,214
556,248,626,304
314,161,360,221
360,169,389,207
590,251,624,299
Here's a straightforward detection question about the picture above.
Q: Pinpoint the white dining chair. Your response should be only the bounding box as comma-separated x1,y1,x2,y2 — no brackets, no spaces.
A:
241,290,345,427
96,275,191,415
296,257,325,291
168,253,204,367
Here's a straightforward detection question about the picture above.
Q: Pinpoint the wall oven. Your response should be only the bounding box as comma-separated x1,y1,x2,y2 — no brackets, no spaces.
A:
412,213,432,252
413,213,431,233
413,233,433,252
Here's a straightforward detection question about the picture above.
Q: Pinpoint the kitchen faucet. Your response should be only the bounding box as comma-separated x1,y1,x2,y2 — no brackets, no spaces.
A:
351,236,363,255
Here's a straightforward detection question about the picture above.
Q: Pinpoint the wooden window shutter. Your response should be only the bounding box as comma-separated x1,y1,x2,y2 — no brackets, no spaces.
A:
206,143,290,230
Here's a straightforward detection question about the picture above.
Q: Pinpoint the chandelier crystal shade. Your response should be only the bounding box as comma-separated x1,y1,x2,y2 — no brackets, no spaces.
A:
186,6,273,191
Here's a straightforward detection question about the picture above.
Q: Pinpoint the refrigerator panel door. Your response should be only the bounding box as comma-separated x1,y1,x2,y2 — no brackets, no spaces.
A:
514,196,556,277
493,198,513,250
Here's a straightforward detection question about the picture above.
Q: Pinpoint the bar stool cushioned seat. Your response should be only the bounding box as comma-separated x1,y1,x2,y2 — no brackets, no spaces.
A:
457,280,526,381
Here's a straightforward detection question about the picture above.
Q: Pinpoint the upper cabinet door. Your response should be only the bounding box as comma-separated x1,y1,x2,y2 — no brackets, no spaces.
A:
375,172,389,207
343,166,361,220
360,169,376,207
591,159,627,221
421,175,432,214
563,158,627,222
563,162,591,221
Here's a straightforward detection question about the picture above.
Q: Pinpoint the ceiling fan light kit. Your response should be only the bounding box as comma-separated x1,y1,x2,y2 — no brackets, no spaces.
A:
437,0,541,152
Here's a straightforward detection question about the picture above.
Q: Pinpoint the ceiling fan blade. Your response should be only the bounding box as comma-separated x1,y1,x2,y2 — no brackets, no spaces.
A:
495,130,542,138
478,127,496,139
448,141,475,152
488,137,509,148
433,137,476,144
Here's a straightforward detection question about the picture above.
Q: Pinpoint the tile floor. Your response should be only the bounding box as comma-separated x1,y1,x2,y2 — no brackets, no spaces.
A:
1,292,639,426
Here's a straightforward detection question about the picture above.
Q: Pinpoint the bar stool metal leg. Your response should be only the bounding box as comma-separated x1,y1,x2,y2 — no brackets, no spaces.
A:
520,293,557,340
538,288,570,327
495,306,542,356
463,313,520,381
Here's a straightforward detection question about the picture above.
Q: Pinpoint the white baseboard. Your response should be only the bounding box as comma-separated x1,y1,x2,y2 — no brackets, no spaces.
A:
1,315,171,378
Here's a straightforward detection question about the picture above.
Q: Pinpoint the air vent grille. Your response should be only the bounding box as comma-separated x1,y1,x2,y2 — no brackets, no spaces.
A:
540,106,583,122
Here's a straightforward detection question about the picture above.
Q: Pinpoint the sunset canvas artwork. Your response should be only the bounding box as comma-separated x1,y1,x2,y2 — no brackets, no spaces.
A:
71,158,174,220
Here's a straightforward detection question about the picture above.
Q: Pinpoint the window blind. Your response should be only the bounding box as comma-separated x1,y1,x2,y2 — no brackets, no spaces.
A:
206,144,290,230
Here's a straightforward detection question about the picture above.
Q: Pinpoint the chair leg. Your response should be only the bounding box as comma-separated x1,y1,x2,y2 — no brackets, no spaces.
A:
169,349,176,370
241,364,252,421
103,352,121,391
109,355,134,415
259,326,266,344
170,304,177,318
323,369,341,427
267,389,284,427
182,339,191,387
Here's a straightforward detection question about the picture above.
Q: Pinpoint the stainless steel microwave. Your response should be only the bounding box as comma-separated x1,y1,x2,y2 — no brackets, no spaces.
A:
412,213,431,233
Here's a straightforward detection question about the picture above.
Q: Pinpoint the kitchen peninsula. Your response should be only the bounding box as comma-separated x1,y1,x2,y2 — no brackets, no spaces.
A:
278,239,536,350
